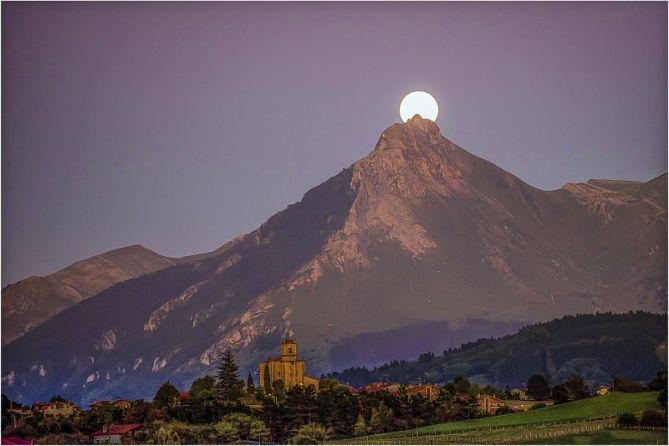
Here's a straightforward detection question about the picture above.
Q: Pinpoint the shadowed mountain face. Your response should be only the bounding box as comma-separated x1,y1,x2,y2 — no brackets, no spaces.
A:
1,245,177,345
2,116,666,405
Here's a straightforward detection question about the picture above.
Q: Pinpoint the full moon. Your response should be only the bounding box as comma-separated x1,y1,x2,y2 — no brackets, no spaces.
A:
399,91,439,122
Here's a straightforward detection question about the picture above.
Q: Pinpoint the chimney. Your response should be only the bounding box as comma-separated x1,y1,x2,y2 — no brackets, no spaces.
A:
102,424,108,433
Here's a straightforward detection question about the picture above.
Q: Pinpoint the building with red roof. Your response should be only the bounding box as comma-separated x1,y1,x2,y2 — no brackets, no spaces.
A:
90,399,132,411
475,394,506,415
344,385,359,395
31,400,76,417
406,383,442,400
359,381,401,394
91,424,142,444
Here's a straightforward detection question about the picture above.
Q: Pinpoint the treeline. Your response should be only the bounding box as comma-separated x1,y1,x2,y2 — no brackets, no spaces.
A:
328,312,666,388
2,351,667,444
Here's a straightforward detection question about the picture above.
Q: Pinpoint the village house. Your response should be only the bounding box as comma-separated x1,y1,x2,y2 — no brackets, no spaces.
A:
453,392,473,402
359,381,402,395
258,338,320,392
597,385,610,396
406,383,442,400
179,391,191,403
508,386,528,400
344,385,359,395
90,399,132,411
31,401,76,418
475,394,506,415
91,424,142,444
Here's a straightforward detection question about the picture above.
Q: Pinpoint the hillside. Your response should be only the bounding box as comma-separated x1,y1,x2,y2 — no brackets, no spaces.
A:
333,392,664,445
1,245,177,344
328,312,668,388
2,116,666,405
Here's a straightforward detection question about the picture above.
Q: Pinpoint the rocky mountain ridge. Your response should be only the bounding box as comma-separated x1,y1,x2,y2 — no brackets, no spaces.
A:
1,245,178,345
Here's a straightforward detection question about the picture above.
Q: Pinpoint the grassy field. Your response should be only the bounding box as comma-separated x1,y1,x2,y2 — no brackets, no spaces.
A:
522,429,668,445
401,392,660,436
331,392,663,444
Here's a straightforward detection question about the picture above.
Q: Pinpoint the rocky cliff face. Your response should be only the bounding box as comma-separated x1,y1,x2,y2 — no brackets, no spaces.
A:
1,245,177,345
2,116,666,405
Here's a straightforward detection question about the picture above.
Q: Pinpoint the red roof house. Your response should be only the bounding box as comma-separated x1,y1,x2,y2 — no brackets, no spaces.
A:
406,383,442,400
359,381,401,394
91,424,142,444
475,394,506,415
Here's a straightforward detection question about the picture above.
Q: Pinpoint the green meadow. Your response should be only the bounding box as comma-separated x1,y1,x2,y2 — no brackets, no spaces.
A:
333,392,664,444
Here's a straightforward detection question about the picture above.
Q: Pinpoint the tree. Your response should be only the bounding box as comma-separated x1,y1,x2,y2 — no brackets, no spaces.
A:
527,375,550,400
564,375,590,400
453,376,471,394
551,384,570,404
648,371,667,391
247,372,255,393
214,421,240,443
353,413,369,437
216,349,241,403
290,423,331,444
263,364,272,394
658,388,667,408
613,377,644,392
153,382,180,408
125,400,151,424
250,418,271,442
272,380,286,402
49,395,67,403
190,375,217,403
370,402,394,433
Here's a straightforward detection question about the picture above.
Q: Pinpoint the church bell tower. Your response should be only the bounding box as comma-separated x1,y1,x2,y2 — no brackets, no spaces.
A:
281,338,297,360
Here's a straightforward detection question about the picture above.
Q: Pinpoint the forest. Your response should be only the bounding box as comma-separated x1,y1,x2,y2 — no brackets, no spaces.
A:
327,312,667,388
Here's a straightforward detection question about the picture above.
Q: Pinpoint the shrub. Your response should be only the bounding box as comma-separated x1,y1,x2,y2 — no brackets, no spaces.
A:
290,423,331,444
613,378,645,393
495,406,515,415
551,384,570,404
530,403,546,410
617,412,637,426
659,388,667,408
639,410,667,427
214,421,239,443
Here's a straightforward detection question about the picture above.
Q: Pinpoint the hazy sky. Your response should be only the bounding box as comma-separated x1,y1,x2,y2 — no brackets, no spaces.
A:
3,2,667,284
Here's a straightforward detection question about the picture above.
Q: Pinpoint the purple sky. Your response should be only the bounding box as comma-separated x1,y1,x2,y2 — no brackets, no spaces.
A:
2,2,667,285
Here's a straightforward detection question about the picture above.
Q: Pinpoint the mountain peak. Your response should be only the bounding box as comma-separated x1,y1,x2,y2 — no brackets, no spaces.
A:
375,116,442,153
405,114,441,133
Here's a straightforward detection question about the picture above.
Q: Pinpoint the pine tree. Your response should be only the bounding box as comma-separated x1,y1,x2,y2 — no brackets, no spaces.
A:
247,372,255,393
216,349,241,403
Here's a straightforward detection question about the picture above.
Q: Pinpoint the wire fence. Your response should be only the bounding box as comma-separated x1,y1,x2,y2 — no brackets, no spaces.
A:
327,413,667,445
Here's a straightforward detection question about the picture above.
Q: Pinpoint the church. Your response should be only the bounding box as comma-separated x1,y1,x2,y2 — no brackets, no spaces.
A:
258,338,320,391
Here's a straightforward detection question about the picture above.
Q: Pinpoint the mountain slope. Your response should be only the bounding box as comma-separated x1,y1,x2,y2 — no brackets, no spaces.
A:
1,245,178,345
2,116,666,405
327,311,667,388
